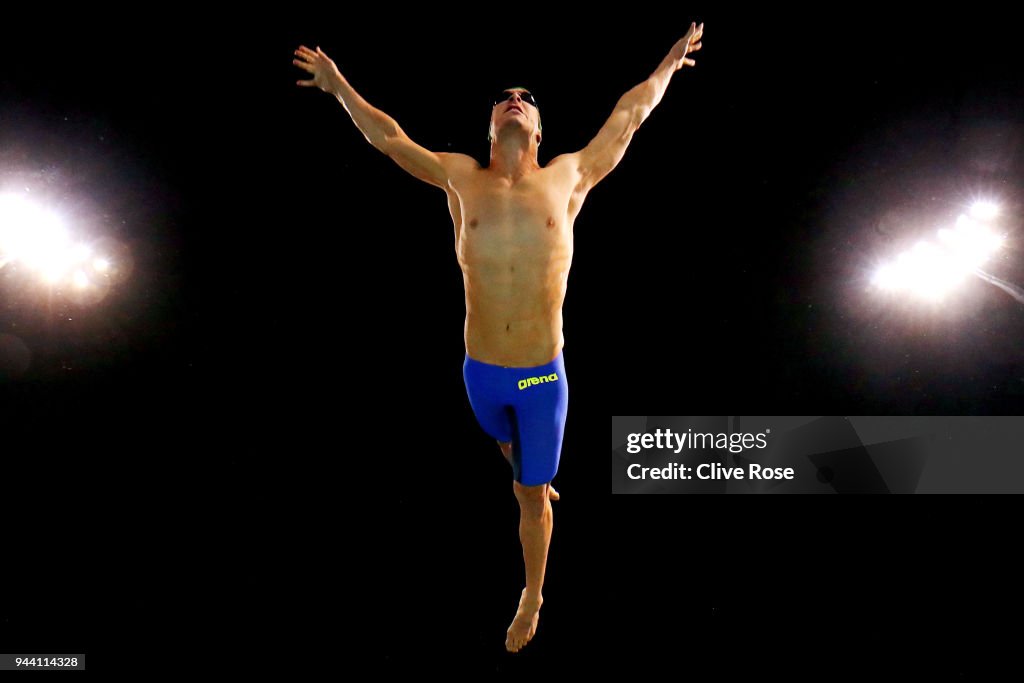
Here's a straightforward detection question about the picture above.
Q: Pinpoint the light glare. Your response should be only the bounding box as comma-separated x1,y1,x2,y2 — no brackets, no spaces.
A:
943,214,1003,268
970,200,1000,221
0,195,70,271
874,240,968,300
71,244,92,263
0,191,129,304
0,193,128,293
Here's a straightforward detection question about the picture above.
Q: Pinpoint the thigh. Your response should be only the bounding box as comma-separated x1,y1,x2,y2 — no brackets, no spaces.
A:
463,355,514,443
510,359,568,486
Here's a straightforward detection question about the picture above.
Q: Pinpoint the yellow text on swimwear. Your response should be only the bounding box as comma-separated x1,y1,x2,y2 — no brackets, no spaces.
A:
518,373,559,390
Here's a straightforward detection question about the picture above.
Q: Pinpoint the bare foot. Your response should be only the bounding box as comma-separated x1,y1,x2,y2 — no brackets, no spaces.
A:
506,589,542,653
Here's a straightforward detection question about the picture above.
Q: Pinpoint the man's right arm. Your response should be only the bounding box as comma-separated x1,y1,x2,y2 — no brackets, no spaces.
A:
294,45,475,189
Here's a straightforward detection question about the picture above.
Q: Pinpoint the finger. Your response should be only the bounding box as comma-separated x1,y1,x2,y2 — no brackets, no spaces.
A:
683,57,696,67
688,42,702,52
292,59,316,73
297,79,317,87
296,46,317,58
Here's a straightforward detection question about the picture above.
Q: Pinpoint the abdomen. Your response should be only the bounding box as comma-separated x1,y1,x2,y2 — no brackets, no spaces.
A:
459,224,572,367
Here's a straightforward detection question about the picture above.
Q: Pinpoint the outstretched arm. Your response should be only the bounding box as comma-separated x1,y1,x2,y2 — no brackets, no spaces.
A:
293,45,472,189
569,23,703,195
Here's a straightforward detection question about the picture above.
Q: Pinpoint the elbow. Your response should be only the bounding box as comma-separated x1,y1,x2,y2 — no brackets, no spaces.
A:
633,104,651,128
373,132,395,155
633,80,657,111
369,114,402,153
621,91,653,129
624,105,649,136
373,127,403,155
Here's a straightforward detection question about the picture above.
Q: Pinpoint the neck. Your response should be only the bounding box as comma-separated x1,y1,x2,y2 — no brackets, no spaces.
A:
489,130,539,178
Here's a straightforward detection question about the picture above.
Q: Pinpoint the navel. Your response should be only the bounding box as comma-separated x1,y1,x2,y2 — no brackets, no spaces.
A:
468,218,479,229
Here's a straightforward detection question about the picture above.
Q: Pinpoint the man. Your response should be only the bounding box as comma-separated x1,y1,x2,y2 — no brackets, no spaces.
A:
292,22,703,653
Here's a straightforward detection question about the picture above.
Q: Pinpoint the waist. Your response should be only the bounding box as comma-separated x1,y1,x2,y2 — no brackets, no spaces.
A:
465,348,564,371
464,317,563,367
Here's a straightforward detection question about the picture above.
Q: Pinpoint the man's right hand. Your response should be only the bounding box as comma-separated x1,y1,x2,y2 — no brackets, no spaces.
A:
293,45,342,93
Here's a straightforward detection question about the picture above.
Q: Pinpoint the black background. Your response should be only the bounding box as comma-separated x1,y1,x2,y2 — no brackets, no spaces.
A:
1,6,1021,675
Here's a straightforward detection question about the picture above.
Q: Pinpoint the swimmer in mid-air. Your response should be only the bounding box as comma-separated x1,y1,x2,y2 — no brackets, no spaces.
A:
293,22,703,653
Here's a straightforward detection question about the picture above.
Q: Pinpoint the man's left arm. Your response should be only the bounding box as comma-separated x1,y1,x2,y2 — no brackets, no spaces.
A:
567,22,703,195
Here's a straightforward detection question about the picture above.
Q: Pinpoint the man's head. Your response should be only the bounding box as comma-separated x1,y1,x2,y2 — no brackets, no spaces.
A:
488,87,542,146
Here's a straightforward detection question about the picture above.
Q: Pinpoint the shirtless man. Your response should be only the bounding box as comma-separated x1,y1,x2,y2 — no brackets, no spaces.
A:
293,22,703,653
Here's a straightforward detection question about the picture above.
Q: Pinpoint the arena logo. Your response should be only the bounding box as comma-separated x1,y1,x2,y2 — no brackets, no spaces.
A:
518,373,559,390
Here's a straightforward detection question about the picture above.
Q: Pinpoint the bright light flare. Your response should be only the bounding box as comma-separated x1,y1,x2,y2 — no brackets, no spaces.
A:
872,196,1020,307
873,263,903,291
873,241,968,301
970,200,1000,221
71,244,92,263
931,214,1005,269
0,193,123,294
0,194,70,270
874,205,1007,299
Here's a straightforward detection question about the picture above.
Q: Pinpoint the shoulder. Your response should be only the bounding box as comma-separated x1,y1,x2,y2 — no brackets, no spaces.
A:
544,152,586,183
544,152,586,191
437,152,482,175
545,152,582,172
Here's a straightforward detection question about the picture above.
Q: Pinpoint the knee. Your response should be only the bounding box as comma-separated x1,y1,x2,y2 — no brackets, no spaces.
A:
513,481,549,518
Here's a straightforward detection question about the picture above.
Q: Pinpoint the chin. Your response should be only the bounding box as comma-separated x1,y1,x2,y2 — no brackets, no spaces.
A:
501,122,531,136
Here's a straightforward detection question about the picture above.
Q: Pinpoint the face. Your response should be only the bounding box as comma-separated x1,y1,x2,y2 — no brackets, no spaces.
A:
489,88,541,144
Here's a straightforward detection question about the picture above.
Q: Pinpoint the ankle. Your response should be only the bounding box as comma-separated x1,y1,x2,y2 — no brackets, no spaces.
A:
521,589,543,607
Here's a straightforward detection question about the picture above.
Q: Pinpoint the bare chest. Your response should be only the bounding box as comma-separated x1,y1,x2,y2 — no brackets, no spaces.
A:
452,170,574,260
